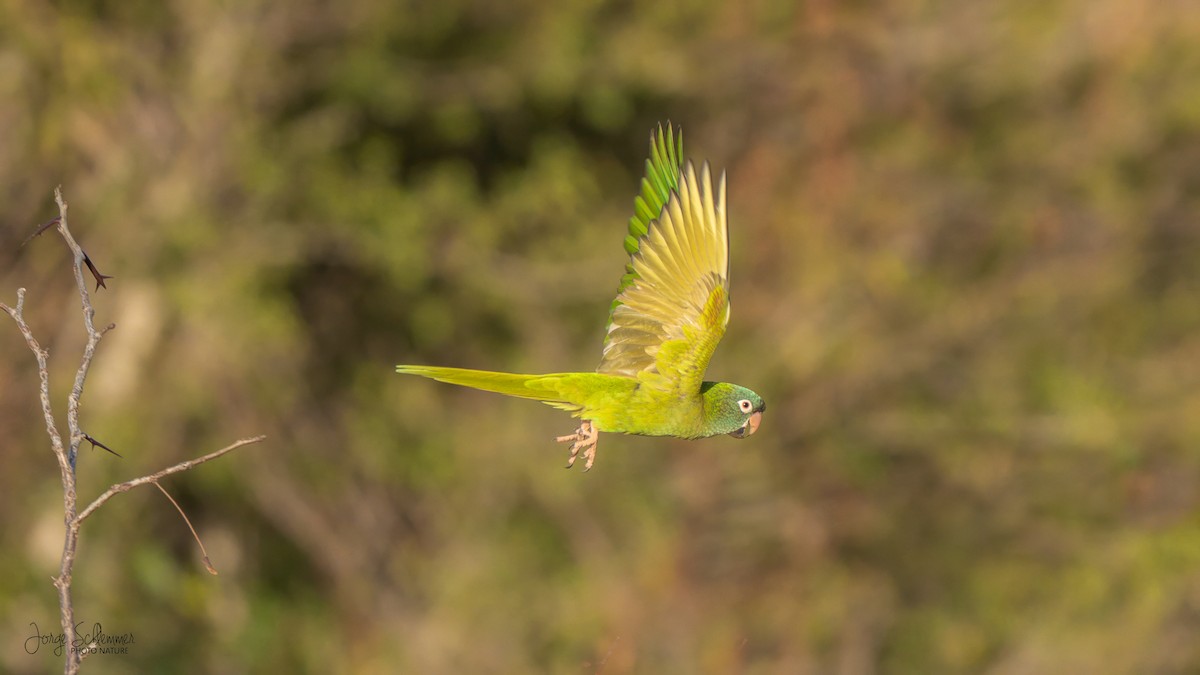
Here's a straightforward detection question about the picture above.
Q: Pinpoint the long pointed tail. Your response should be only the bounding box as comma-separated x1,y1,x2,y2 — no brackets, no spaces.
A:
396,365,569,403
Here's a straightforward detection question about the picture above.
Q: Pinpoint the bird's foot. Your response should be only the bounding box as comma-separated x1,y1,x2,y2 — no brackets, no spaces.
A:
556,419,599,471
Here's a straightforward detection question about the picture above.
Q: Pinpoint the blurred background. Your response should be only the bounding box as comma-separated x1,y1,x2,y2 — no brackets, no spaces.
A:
2,0,1200,672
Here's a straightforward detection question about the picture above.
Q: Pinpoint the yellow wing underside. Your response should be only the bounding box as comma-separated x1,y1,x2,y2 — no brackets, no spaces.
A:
598,161,730,397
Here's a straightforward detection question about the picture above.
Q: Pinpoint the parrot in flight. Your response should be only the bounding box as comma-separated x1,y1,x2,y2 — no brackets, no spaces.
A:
396,124,764,470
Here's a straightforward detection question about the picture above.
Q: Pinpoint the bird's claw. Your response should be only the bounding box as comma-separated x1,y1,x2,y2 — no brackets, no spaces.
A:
556,419,598,471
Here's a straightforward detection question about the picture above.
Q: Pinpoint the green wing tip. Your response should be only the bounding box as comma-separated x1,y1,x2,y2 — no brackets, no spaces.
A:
625,122,685,250
623,233,640,254
654,121,682,171
608,122,688,313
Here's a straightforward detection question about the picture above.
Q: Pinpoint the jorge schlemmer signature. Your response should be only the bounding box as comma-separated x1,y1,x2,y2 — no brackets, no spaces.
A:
25,621,135,657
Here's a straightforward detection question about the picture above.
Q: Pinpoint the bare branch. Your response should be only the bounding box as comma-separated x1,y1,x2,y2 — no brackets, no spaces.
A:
0,287,71,479
53,185,105,473
77,435,267,524
23,215,61,245
152,481,220,575
5,189,264,674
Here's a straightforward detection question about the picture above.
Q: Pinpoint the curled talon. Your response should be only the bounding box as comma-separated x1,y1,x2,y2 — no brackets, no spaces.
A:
556,420,598,470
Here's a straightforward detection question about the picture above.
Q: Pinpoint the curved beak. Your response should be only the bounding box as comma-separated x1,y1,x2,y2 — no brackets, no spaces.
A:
728,411,762,439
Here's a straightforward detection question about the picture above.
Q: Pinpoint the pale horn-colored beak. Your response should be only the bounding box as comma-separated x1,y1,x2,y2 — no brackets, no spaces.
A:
729,411,762,438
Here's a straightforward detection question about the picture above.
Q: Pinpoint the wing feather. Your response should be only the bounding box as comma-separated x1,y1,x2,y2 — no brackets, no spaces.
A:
598,153,731,397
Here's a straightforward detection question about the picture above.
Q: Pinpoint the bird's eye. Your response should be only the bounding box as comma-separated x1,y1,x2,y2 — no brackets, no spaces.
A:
738,399,753,413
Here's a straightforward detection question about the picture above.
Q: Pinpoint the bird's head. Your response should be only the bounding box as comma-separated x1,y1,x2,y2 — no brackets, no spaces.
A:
701,382,765,439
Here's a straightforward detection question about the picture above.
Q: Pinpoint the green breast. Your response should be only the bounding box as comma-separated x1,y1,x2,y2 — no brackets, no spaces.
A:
586,383,707,439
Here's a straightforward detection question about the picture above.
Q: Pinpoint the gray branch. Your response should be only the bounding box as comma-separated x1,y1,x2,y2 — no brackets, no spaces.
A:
1,189,264,674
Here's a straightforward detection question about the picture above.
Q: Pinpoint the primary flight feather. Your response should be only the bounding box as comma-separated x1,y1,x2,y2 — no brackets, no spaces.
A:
396,124,765,470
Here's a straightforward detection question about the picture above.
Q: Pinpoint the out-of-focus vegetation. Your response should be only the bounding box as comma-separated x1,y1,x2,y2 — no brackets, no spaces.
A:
3,0,1200,672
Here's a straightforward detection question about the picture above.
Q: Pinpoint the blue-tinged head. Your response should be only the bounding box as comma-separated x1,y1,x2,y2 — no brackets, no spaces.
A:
700,382,765,438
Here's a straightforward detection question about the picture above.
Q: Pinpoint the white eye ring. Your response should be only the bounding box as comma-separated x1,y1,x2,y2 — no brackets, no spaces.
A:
738,399,753,413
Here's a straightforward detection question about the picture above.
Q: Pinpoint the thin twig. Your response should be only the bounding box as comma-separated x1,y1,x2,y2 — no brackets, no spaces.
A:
0,288,69,474
23,215,61,245
77,436,266,523
152,481,219,575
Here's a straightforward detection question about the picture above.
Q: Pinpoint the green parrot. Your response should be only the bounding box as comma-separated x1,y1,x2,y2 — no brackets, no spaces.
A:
397,124,764,470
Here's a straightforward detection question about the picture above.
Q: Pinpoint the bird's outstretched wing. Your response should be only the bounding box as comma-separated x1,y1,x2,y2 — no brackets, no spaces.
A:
598,125,730,397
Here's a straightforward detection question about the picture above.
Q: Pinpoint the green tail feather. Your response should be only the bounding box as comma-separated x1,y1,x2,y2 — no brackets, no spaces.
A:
395,365,566,403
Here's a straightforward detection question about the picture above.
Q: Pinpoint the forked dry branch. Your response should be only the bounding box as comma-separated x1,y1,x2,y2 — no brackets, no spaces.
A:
1,188,265,674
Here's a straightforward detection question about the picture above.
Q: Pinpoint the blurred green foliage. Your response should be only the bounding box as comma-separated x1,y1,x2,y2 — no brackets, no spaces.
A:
3,0,1200,672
